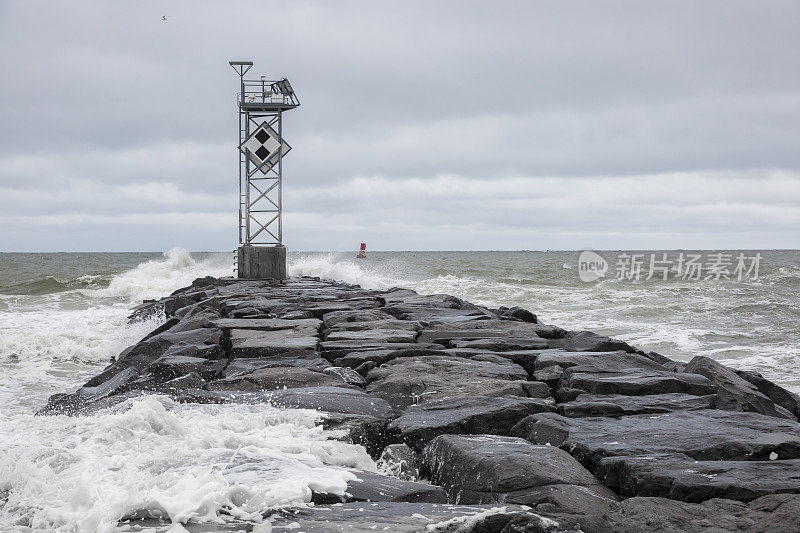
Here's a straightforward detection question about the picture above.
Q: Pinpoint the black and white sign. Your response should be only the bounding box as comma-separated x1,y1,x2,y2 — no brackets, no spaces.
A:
240,122,291,174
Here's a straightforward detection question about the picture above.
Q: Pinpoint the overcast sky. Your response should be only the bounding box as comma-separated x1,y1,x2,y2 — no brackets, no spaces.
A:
1,1,799,251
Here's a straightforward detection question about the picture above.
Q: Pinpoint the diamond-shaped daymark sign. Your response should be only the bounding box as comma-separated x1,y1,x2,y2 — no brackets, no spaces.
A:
240,122,291,174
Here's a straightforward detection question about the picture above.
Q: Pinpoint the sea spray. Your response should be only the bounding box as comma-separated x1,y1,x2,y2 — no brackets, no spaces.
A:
0,397,374,531
98,248,233,303
288,252,405,290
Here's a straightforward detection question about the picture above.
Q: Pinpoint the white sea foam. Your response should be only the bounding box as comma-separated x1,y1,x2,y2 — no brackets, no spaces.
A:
288,253,406,290
0,305,160,416
0,397,375,532
95,248,233,304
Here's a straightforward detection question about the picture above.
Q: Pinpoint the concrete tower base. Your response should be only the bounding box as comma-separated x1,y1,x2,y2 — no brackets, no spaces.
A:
237,245,287,280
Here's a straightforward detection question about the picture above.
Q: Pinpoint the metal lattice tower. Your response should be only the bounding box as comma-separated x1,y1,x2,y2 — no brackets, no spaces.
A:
229,61,300,247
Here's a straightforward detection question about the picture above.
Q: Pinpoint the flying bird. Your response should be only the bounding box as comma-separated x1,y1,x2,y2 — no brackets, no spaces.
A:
161,16,167,21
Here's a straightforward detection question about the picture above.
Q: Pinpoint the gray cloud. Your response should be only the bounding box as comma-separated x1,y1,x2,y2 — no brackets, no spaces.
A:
0,0,798,251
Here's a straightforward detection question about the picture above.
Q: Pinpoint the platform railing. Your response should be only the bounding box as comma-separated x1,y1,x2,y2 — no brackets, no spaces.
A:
240,79,300,107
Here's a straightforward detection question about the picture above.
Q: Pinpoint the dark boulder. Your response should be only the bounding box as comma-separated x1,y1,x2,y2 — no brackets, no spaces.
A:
421,434,617,513
388,395,555,451
322,308,396,326
163,296,196,317
602,494,800,533
534,349,664,374
736,370,800,420
685,356,794,419
496,305,539,324
549,331,638,353
596,452,800,503
558,367,717,398
221,353,331,376
321,341,444,361
84,328,224,388
268,502,539,533
419,320,567,344
205,366,354,392
138,318,180,342
211,317,321,333
511,410,800,468
325,328,419,344
333,347,446,369
365,355,529,410
326,317,421,333
229,328,319,357
312,471,447,504
39,366,141,415
558,393,716,418
145,353,220,382
449,337,549,351
167,310,222,333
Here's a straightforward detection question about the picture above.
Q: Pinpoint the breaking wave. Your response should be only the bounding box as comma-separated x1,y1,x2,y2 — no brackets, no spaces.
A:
97,248,233,303
288,253,407,291
0,397,374,532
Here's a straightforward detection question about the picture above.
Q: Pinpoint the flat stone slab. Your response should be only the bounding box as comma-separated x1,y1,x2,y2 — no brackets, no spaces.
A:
230,328,319,357
211,317,321,334
333,347,446,369
179,386,394,418
303,299,383,318
449,337,549,351
387,307,495,324
222,354,331,376
599,493,800,533
560,368,717,397
418,319,567,344
206,366,351,392
365,355,529,410
512,410,800,468
326,317,422,332
421,434,617,513
269,502,536,533
389,395,555,451
558,393,716,417
322,308,396,326
320,341,443,361
596,453,800,503
534,349,665,373
313,471,447,504
325,329,419,343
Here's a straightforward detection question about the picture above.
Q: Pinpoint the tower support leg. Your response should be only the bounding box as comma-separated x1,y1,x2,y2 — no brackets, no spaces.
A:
237,245,287,279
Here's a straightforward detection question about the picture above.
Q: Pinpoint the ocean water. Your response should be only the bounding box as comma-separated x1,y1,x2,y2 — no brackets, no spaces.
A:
0,248,798,531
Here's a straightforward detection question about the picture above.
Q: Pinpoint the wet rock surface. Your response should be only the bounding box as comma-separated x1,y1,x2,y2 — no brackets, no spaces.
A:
421,434,618,512
40,276,800,531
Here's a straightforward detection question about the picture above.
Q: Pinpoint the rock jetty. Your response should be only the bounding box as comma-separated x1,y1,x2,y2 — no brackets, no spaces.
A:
41,276,800,532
